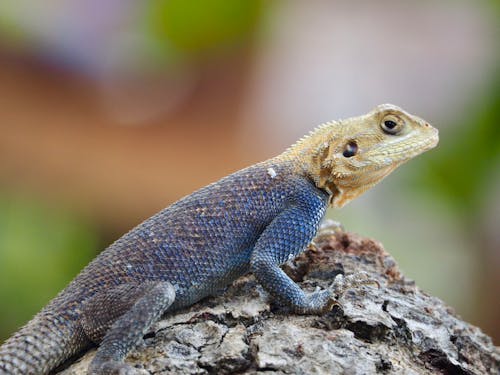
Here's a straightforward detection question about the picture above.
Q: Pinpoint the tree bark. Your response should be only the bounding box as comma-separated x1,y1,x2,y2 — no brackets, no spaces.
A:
58,226,499,375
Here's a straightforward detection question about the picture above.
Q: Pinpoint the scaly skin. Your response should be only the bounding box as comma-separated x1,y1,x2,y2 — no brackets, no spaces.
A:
0,104,438,375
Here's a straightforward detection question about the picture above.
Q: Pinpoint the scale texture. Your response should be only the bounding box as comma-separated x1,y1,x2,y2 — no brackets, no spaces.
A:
0,104,438,374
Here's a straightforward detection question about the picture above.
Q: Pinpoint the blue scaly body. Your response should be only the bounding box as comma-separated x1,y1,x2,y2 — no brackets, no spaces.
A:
0,104,439,374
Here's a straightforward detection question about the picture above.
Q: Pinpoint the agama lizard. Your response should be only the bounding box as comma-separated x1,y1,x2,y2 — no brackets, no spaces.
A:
0,104,438,375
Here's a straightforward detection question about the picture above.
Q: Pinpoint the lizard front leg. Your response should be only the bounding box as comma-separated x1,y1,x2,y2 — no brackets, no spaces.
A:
81,281,176,375
250,195,338,314
250,182,380,314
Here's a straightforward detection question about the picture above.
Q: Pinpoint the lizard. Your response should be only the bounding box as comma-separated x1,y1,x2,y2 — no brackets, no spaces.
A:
0,104,438,375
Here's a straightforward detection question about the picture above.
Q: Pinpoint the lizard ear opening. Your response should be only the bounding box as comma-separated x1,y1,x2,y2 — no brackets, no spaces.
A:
342,141,358,158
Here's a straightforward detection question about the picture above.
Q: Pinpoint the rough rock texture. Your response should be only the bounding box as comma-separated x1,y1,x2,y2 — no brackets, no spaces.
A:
57,228,499,375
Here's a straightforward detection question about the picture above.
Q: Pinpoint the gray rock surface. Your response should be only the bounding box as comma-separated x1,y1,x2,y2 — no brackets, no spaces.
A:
57,230,499,374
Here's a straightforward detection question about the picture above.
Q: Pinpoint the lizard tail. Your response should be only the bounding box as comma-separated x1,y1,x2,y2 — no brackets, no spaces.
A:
0,311,88,375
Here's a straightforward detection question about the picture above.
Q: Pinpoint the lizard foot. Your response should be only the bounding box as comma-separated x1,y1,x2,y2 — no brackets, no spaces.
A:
89,360,148,375
329,272,380,298
284,272,380,315
294,289,341,315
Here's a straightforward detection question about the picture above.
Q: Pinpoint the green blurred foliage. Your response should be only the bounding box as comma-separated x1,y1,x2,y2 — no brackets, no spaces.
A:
420,0,500,217
418,75,500,216
0,3,28,46
0,194,98,341
146,0,264,56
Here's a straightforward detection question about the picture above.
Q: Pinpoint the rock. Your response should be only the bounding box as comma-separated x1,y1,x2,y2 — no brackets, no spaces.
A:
57,231,499,374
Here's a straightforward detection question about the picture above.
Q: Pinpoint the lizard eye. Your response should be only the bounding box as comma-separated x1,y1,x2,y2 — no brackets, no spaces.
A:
342,141,358,158
381,115,403,135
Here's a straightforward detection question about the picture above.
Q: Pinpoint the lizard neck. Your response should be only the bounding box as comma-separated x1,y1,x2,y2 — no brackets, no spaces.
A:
278,123,341,205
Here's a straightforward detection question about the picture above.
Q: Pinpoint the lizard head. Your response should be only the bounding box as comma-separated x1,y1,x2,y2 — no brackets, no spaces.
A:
291,104,439,208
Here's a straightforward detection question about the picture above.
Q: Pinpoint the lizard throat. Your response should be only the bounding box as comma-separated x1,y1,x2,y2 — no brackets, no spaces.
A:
312,165,341,207
332,163,399,208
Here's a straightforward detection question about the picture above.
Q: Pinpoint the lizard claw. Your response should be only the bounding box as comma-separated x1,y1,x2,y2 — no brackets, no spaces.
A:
323,296,343,313
329,272,380,298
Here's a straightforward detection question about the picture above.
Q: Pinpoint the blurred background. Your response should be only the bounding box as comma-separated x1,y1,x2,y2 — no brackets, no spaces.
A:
0,0,498,344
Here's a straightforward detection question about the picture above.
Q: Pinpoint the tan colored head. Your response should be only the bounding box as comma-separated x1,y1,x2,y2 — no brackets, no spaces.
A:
284,104,439,208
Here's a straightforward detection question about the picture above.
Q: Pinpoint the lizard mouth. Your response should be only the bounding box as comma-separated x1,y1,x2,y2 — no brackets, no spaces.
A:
406,127,439,158
370,126,439,163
